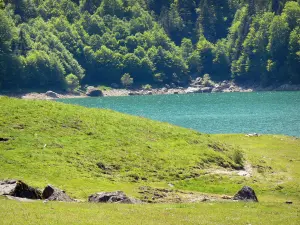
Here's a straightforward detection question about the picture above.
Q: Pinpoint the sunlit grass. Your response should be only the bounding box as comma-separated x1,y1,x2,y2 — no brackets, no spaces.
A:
0,97,300,224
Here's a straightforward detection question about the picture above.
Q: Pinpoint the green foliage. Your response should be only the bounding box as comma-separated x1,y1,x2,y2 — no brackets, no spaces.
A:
202,74,214,87
121,73,133,87
23,50,66,88
232,149,244,165
1,0,300,91
142,84,152,90
66,73,80,91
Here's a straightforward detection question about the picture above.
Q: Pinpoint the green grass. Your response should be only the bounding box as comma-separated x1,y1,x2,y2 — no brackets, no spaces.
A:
0,196,299,225
0,96,300,224
97,85,112,91
0,97,245,198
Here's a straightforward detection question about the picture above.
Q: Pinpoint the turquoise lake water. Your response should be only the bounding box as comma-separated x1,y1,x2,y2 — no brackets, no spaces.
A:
58,92,300,137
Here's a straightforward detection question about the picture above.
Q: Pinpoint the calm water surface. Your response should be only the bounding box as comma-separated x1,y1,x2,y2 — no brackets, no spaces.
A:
58,92,300,136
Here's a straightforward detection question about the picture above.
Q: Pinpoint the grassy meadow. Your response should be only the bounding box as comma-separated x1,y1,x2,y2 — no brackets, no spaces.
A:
0,97,299,224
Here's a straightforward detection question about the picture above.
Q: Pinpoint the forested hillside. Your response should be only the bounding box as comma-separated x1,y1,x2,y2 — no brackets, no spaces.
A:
0,0,299,91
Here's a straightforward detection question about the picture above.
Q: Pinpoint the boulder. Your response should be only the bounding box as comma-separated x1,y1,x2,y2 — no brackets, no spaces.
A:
0,180,42,199
185,87,201,94
88,191,141,204
233,186,258,202
200,87,213,93
211,87,222,93
42,185,74,202
161,88,168,92
220,82,230,89
86,87,103,97
45,91,59,98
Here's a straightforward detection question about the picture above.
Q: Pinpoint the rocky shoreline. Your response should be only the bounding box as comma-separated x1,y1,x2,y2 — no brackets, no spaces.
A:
1,81,300,100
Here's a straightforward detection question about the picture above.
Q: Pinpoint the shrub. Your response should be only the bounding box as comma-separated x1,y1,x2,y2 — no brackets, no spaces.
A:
121,73,133,87
232,149,244,165
142,84,152,90
202,74,215,87
66,73,79,91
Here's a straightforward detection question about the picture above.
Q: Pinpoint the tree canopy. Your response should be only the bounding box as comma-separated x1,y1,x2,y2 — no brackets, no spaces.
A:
0,0,299,90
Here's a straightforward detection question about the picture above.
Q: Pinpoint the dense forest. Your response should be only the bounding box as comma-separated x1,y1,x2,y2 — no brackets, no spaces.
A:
0,0,299,91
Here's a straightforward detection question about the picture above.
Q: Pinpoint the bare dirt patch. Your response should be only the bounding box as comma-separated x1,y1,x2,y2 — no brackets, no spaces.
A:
138,186,232,203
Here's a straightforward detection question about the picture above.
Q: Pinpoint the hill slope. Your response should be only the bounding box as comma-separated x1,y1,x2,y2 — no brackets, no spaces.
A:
0,97,300,202
0,97,244,196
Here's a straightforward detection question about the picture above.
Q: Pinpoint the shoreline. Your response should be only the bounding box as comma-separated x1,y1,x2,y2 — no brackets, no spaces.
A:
1,83,300,100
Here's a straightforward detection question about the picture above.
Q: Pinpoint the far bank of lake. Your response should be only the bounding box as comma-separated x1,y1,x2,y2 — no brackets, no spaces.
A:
58,91,300,137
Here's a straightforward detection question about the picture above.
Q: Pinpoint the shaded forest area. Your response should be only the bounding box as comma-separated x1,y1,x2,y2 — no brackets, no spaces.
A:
0,0,299,91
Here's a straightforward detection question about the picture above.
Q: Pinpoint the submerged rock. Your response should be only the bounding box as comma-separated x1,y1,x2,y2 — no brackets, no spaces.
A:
42,185,74,202
88,191,141,204
233,186,258,202
0,180,42,199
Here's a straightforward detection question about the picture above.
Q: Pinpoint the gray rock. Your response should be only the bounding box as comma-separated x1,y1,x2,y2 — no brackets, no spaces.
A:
128,92,140,96
42,185,74,202
211,87,222,93
86,87,103,97
233,186,258,202
220,82,230,89
0,180,42,199
200,87,213,93
185,87,201,94
161,88,168,92
45,91,59,98
88,191,141,204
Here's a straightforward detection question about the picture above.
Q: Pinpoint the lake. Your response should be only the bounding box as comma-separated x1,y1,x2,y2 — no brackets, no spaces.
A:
58,92,300,137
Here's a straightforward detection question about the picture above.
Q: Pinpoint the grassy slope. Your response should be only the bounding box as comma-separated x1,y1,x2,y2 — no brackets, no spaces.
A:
0,97,300,224
0,97,243,198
